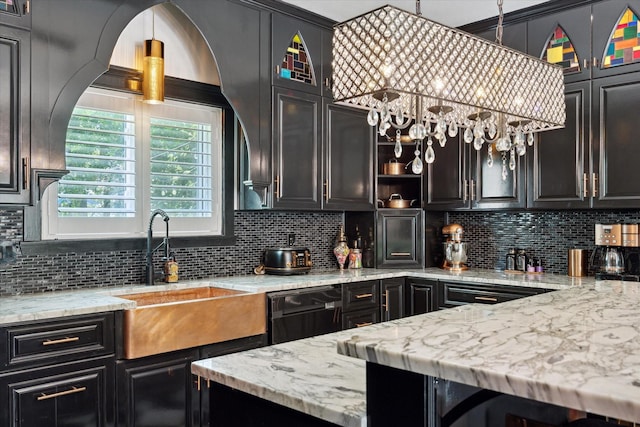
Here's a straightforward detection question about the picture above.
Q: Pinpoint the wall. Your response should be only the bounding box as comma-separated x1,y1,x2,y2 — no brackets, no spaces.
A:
448,210,640,273
0,209,343,296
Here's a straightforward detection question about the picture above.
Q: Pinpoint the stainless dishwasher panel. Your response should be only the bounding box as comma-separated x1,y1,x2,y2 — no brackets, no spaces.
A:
268,285,342,344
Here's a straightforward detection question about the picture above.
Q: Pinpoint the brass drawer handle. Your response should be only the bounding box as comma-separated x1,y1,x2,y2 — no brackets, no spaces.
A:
37,386,86,401
390,252,411,256
355,322,373,327
42,336,80,346
355,293,373,299
474,296,498,302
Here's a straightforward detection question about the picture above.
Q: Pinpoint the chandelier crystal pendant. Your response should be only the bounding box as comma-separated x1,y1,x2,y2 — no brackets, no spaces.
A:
331,0,566,178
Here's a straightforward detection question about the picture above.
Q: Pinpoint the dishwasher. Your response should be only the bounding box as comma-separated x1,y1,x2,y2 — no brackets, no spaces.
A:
268,285,343,344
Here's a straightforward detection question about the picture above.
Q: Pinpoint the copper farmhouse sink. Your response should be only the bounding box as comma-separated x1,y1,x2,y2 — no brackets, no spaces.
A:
119,287,266,359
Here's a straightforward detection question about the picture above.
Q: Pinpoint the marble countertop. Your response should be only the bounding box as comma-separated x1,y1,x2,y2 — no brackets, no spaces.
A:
0,268,592,325
337,280,640,423
192,330,367,427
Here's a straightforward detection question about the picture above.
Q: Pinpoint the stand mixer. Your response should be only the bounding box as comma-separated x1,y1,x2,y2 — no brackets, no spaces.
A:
441,223,468,271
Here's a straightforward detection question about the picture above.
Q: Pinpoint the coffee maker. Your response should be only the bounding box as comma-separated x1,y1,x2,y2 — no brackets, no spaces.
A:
592,224,640,280
441,223,468,271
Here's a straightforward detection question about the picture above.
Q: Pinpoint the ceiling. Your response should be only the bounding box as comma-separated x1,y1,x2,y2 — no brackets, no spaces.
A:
279,0,552,27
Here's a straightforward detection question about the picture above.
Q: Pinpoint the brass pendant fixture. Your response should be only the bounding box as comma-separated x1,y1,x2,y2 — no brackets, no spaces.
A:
143,10,164,104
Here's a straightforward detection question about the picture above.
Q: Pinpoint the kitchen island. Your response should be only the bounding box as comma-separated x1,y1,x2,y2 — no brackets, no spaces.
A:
337,280,640,425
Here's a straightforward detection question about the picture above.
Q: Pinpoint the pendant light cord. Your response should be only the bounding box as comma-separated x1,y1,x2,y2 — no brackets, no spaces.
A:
495,0,504,45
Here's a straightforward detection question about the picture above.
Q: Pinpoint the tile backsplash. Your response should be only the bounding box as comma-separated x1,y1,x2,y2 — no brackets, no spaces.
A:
0,209,343,296
2,207,640,295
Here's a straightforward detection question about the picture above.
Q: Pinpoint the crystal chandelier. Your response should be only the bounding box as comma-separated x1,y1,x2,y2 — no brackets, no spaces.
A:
331,0,566,178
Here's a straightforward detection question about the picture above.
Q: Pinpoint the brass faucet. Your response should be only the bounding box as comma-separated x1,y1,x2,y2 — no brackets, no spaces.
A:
146,209,170,285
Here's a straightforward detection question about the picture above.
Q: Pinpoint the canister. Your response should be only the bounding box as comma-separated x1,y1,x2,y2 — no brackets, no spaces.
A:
567,248,587,277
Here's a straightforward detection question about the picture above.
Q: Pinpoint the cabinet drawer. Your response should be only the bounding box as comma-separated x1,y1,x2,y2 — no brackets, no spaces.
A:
343,281,379,312
342,308,380,330
441,282,544,308
1,313,115,371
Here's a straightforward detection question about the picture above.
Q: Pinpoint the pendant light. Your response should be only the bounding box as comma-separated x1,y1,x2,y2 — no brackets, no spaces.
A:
143,9,164,104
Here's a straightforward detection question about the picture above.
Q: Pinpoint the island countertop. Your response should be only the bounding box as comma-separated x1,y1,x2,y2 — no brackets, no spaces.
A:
336,280,640,423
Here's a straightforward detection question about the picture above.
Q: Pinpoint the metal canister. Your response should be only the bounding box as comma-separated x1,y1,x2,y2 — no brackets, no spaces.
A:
505,248,516,270
516,249,528,272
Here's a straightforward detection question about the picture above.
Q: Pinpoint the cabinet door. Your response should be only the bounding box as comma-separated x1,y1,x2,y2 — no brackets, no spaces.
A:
272,87,322,209
0,356,115,427
324,102,375,210
380,278,405,321
472,142,526,210
376,209,424,268
527,5,591,83
477,21,527,53
320,28,333,98
272,12,323,95
527,81,590,209
0,26,30,205
116,349,199,427
424,135,469,210
592,0,640,79
0,0,30,28
592,72,640,208
406,278,438,316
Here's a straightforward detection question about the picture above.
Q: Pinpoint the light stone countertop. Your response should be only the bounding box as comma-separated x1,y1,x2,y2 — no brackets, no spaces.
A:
0,268,592,325
337,280,640,423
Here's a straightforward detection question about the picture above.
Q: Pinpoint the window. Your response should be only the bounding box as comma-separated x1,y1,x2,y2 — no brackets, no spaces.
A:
42,87,224,240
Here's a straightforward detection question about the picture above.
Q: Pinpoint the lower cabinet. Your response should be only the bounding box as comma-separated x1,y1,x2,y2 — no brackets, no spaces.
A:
115,334,266,427
0,356,115,427
439,281,549,309
406,278,438,316
342,280,380,329
380,278,405,321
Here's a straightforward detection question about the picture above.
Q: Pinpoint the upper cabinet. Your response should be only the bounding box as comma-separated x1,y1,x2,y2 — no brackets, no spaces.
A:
0,0,30,28
271,12,331,96
0,24,30,205
592,0,640,78
527,5,591,83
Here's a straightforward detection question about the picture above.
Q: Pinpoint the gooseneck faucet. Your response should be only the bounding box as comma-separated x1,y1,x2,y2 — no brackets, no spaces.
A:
146,209,170,285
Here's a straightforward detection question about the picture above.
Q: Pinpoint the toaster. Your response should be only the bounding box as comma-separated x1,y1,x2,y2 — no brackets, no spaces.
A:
263,247,312,275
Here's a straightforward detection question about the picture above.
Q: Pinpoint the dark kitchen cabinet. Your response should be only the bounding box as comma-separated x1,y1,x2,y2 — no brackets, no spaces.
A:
323,101,375,211
117,335,266,427
271,12,329,96
406,278,438,316
424,135,525,211
376,208,424,268
591,71,640,208
272,87,322,209
439,281,549,309
0,356,115,427
380,278,405,321
527,81,591,209
0,312,116,427
0,25,30,205
342,280,380,329
116,349,200,427
0,0,30,28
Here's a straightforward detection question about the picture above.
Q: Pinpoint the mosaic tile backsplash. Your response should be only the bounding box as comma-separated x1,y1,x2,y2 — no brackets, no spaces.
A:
2,208,640,296
0,209,343,296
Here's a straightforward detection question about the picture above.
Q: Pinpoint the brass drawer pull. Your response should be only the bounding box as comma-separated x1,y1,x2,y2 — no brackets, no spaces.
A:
355,293,373,299
42,336,80,346
37,386,86,401
390,252,411,256
474,296,498,302
355,322,373,327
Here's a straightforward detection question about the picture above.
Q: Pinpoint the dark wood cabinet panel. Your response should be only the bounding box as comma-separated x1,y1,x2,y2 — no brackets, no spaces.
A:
376,209,424,268
116,349,200,427
477,21,528,53
342,308,379,330
406,278,438,316
0,356,115,427
0,26,30,205
527,5,592,83
272,87,322,209
528,81,590,209
380,278,405,321
424,135,468,210
473,143,526,210
439,281,548,309
0,0,30,28
324,102,375,211
592,72,640,208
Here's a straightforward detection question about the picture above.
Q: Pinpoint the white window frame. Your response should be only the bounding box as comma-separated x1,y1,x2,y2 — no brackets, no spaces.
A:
41,87,223,240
